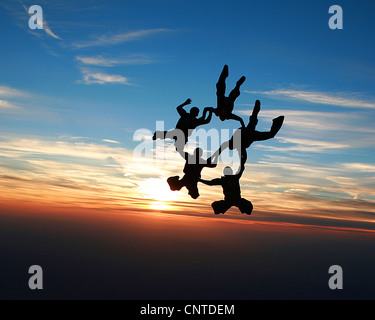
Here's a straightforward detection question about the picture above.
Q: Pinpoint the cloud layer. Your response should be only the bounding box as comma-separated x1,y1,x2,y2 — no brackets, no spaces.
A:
0,133,374,228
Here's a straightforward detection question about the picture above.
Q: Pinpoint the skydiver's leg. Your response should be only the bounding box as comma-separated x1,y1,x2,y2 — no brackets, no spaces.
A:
253,116,284,142
252,131,274,142
252,99,261,117
237,198,253,215
216,65,229,95
211,200,232,215
247,100,261,131
187,182,200,199
228,76,246,104
270,116,284,136
228,127,242,151
215,65,229,114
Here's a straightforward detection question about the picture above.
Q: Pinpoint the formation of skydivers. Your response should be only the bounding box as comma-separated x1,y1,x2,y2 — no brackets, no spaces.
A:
153,65,284,215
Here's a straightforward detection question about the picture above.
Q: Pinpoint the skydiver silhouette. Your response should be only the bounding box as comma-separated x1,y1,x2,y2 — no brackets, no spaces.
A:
167,147,218,199
199,161,253,215
213,65,246,127
153,98,214,153
217,99,284,163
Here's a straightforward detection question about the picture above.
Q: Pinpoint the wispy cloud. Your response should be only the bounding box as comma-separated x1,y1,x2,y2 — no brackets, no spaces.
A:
77,69,131,85
238,108,375,151
42,20,61,40
245,89,375,109
0,85,28,98
0,84,66,122
257,137,351,153
102,139,121,144
75,55,154,67
0,85,29,112
342,163,375,173
72,28,172,49
0,99,20,110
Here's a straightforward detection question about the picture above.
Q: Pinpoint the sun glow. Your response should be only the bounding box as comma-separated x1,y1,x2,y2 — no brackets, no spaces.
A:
149,201,172,211
139,178,179,210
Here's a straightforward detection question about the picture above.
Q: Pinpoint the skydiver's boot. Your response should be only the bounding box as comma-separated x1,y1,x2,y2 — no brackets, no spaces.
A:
167,176,182,191
236,76,246,87
270,116,285,137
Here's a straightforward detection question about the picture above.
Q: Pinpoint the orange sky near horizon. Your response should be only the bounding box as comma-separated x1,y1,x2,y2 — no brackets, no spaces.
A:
1,193,375,239
0,133,374,236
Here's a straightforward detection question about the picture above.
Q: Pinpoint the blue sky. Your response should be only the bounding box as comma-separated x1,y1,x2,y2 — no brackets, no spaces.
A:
1,0,374,134
1,0,375,225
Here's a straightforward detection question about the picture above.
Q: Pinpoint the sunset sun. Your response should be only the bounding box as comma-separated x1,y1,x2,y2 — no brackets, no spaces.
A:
139,178,179,210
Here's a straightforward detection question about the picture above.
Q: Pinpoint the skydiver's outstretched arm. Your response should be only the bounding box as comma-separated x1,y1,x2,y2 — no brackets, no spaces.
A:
227,113,245,128
198,178,222,186
176,98,192,117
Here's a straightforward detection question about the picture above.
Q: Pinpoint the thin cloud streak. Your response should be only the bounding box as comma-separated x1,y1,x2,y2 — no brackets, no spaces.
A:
77,69,131,85
42,20,61,40
245,89,375,109
0,85,29,113
75,55,154,67
72,28,172,48
342,163,375,173
257,137,351,153
0,99,20,110
102,139,121,144
0,85,29,98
